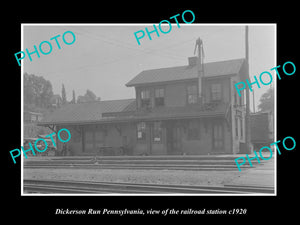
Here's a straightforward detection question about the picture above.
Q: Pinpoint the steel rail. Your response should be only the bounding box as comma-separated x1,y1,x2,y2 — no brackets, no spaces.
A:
24,164,249,171
23,179,274,194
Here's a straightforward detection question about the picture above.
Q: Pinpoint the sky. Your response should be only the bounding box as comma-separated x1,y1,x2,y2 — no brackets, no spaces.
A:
22,24,276,112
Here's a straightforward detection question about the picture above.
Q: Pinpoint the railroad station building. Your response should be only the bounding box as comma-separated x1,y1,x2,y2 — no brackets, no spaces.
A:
38,56,250,156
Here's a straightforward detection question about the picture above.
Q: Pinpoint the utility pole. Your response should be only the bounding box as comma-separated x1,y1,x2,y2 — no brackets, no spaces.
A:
245,26,251,153
253,89,255,113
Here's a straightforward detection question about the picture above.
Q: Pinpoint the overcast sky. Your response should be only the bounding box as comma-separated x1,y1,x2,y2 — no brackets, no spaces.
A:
22,24,275,112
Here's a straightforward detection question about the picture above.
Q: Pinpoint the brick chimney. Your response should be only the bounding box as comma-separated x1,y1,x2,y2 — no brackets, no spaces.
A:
195,38,204,104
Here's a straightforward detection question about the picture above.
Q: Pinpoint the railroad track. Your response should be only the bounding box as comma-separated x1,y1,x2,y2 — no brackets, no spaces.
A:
24,155,263,171
24,164,245,171
23,179,274,194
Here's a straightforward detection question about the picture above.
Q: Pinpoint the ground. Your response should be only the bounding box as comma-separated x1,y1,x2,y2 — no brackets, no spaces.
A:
24,168,239,186
23,158,274,187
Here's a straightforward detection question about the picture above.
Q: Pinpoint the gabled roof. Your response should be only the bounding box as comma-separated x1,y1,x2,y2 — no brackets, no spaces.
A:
126,58,245,87
39,99,136,125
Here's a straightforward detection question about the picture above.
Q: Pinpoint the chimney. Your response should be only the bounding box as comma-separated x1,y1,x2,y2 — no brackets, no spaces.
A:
193,38,204,103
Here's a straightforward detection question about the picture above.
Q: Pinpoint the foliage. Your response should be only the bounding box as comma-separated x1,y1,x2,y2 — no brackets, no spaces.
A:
24,72,53,108
257,87,274,112
61,84,67,105
71,90,76,104
77,89,100,103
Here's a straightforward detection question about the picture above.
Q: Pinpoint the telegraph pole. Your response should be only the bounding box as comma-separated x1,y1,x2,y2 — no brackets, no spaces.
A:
253,89,255,113
245,26,251,153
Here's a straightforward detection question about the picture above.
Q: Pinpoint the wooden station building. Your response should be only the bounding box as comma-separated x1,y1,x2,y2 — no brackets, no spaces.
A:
38,56,250,156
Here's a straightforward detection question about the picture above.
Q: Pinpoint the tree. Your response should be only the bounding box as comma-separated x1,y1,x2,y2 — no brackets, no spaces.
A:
77,89,100,103
40,79,53,107
71,90,76,104
257,87,274,113
61,84,67,105
24,73,35,105
85,89,97,101
24,72,53,108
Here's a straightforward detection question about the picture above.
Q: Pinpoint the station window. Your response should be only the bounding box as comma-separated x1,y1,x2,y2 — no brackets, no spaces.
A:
153,122,162,142
233,82,244,106
234,88,238,106
213,123,223,149
211,83,222,101
137,122,146,141
95,130,104,148
187,121,200,140
187,84,198,104
240,117,243,138
84,126,105,152
235,116,239,138
85,129,94,152
239,89,244,106
140,89,151,108
155,88,165,107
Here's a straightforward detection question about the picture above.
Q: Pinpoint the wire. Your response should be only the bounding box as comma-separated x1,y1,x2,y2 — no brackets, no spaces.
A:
75,30,187,60
43,26,197,74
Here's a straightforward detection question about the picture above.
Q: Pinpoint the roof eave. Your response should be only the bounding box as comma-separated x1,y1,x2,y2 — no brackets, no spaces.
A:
37,112,226,126
126,73,237,87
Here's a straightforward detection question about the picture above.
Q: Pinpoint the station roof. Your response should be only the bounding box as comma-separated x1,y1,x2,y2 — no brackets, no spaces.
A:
126,58,245,87
38,99,136,126
38,100,228,126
